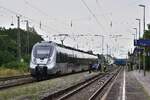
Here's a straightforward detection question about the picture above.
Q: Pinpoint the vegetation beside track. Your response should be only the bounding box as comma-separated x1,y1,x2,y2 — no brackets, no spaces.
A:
0,67,29,77
0,27,43,76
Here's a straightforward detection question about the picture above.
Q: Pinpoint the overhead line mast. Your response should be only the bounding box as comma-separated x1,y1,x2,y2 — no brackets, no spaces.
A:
16,15,21,61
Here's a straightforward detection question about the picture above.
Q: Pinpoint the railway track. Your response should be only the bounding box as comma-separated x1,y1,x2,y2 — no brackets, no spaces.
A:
0,70,90,90
42,67,121,100
0,74,35,90
0,74,31,81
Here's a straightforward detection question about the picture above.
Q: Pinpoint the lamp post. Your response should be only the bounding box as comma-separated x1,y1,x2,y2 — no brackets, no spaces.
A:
136,18,141,72
132,34,136,40
133,28,138,70
133,28,138,40
139,5,145,35
139,4,146,76
136,19,141,39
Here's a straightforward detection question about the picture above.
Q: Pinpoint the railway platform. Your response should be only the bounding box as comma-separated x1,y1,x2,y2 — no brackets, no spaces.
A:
102,67,150,100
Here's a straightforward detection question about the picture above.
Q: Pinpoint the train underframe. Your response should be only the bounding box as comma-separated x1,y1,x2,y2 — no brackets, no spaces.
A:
30,63,90,80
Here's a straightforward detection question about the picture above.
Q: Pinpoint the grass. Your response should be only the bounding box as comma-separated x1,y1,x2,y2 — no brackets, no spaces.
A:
0,67,29,78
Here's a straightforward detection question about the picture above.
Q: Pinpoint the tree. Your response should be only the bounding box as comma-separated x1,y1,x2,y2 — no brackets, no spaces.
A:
0,27,43,68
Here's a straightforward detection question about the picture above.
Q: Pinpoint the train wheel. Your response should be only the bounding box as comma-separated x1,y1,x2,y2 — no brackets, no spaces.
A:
56,71,61,76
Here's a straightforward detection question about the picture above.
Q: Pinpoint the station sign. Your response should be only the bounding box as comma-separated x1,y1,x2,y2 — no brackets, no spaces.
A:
134,39,150,47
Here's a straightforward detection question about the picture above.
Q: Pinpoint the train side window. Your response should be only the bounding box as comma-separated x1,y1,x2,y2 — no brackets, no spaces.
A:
56,52,68,63
56,52,61,63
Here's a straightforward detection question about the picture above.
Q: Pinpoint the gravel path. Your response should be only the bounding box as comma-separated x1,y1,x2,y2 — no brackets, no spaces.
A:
0,72,99,100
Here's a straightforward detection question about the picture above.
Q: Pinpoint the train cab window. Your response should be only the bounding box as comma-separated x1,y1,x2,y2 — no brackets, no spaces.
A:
34,45,53,58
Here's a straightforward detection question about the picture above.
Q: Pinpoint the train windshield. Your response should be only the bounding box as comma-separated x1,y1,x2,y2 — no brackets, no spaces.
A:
34,45,53,58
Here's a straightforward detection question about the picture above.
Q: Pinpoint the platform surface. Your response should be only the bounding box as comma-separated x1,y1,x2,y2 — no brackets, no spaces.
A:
104,67,150,100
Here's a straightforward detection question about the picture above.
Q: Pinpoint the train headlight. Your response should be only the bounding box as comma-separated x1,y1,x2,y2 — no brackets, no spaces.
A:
32,58,36,64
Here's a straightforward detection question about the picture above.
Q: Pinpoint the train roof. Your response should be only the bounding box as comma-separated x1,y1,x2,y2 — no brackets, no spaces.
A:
37,41,97,56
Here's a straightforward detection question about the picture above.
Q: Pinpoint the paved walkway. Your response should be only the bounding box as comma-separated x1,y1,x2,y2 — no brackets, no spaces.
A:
104,67,150,100
126,70,149,100
133,70,150,99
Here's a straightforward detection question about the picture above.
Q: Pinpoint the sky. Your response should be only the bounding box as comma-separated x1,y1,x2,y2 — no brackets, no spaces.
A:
0,0,150,58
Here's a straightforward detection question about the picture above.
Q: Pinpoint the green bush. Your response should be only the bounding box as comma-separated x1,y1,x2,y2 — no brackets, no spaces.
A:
0,50,16,65
2,61,28,72
23,55,31,63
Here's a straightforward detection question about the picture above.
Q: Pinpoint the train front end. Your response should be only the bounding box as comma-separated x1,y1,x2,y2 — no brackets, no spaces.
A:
30,42,56,78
